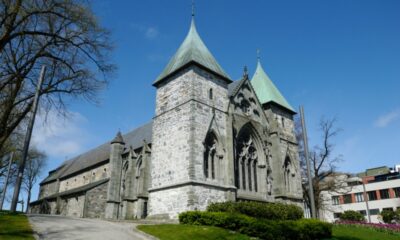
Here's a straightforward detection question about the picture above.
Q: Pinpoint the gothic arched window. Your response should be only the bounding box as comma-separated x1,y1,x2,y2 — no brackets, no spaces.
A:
235,124,260,192
283,156,292,192
204,132,218,180
121,161,129,198
240,99,251,115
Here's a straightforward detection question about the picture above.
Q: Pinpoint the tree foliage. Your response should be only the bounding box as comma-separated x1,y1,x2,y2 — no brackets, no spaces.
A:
0,0,115,153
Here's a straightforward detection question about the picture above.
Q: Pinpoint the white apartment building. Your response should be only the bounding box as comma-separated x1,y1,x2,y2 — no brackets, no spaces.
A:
320,166,400,223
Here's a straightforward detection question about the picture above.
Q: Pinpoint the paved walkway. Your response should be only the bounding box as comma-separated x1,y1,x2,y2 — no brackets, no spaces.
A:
28,214,154,240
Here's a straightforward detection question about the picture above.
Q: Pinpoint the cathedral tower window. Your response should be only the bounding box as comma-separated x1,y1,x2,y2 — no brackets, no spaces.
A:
204,132,218,180
209,88,213,100
283,156,293,193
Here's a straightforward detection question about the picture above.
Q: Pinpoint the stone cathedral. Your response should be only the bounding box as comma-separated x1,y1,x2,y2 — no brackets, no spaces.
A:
30,16,303,219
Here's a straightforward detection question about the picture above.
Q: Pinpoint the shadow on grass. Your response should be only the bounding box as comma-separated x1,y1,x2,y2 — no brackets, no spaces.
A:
329,237,361,240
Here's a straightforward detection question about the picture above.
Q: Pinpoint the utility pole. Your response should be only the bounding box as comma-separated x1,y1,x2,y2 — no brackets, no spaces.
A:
0,152,14,210
300,106,317,219
10,66,46,212
362,179,371,223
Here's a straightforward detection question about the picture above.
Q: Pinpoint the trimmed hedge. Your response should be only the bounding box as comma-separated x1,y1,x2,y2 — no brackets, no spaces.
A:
207,201,303,220
340,210,365,222
179,211,332,240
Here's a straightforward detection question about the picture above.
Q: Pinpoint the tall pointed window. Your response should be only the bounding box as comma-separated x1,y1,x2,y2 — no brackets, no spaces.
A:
204,132,218,179
283,156,293,192
235,124,259,192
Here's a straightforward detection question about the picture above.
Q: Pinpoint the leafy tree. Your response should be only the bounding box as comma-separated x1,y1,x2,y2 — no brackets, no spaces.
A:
0,0,115,153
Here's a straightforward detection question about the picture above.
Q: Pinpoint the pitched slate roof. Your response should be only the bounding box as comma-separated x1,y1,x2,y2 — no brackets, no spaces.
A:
153,18,230,86
228,78,245,97
40,121,153,185
251,60,295,113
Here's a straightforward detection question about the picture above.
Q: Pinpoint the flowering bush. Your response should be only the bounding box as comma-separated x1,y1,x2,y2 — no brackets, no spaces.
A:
337,220,400,234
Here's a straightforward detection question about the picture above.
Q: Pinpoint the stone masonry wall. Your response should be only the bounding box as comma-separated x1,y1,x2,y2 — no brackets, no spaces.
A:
59,163,109,192
38,181,58,199
191,67,229,183
85,182,108,218
267,106,303,200
149,185,228,219
65,194,85,217
149,65,230,218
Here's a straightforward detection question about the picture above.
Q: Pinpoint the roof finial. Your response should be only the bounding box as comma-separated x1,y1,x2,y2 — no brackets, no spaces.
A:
192,0,195,17
243,65,248,79
257,49,261,62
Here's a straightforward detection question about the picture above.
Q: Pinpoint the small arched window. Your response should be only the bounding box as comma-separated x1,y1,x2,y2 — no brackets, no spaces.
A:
204,132,218,179
209,88,213,100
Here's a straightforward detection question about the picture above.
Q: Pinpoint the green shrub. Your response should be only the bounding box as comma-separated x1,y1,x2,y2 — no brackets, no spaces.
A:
207,201,303,220
340,210,365,222
179,211,332,240
295,218,333,240
381,209,398,223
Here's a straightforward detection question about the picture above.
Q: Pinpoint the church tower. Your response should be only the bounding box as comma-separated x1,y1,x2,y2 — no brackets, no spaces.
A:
251,59,303,204
148,15,234,219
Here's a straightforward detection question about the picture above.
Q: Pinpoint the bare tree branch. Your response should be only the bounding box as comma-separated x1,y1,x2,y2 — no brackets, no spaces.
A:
0,0,116,153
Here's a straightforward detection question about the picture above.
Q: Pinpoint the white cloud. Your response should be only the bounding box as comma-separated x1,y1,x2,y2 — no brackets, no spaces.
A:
32,110,89,158
375,109,400,128
130,23,159,39
145,27,159,39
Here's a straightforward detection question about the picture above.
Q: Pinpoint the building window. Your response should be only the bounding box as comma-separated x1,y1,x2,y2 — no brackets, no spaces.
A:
383,207,393,212
209,88,213,100
394,187,400,198
332,196,340,205
358,210,367,216
380,189,390,199
367,191,377,201
235,124,260,192
355,192,364,202
333,212,342,218
369,209,380,215
204,132,218,180
343,194,352,204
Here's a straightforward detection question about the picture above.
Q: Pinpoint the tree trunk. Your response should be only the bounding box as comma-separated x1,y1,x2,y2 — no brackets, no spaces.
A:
25,188,31,213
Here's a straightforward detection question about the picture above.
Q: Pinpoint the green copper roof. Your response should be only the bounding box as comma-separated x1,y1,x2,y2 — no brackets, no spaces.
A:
153,18,230,85
251,60,295,112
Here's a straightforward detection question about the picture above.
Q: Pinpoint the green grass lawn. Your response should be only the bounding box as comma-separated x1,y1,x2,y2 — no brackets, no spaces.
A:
331,224,400,240
0,211,35,240
138,223,400,240
137,224,251,240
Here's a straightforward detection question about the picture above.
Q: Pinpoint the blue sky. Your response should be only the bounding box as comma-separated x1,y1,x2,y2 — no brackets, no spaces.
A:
14,0,400,205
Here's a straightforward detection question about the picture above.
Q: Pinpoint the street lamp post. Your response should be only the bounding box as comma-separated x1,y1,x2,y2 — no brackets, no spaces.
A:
10,66,46,212
300,106,317,219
